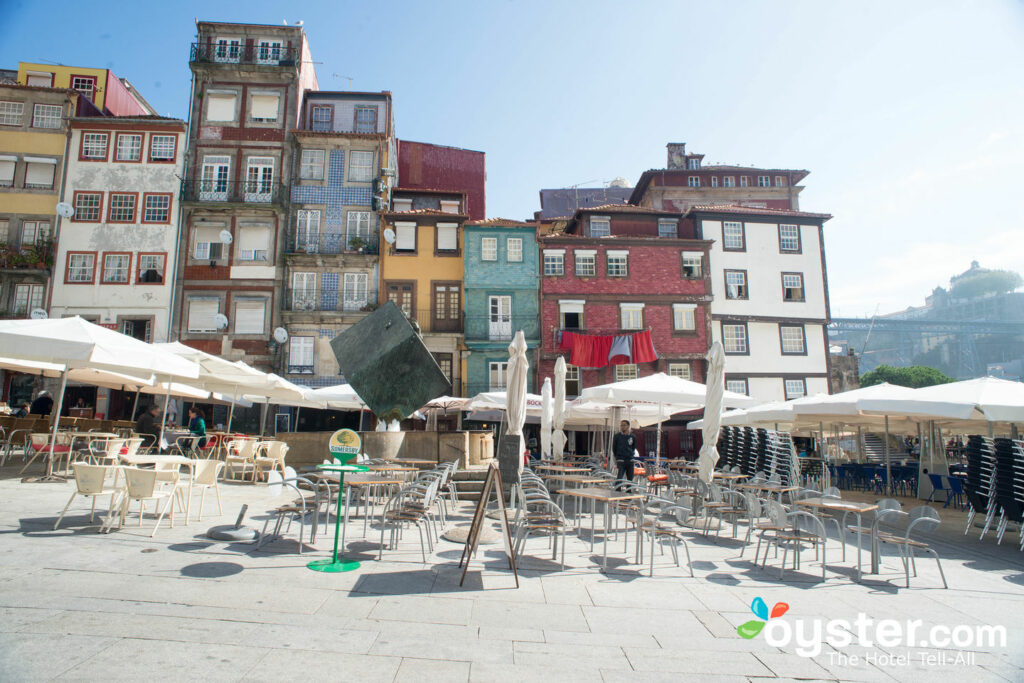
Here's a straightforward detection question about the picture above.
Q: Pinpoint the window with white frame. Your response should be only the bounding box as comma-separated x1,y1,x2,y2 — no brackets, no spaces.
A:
392,197,413,212
758,175,770,187
658,219,677,238
234,299,266,334
681,251,703,278
779,224,801,252
726,379,748,395
0,219,8,243
237,224,270,262
205,92,237,122
288,336,315,374
687,176,700,187
295,209,320,251
668,363,691,380
615,364,638,382
565,364,581,396
0,101,24,126
723,176,735,187
346,211,372,248
687,158,700,170
620,303,644,330
299,149,325,180
589,217,610,237
725,270,748,299
311,105,332,131
481,237,497,261
0,158,13,186
70,76,95,100
722,323,748,354
150,134,176,161
436,223,458,252
249,93,279,122
710,176,719,188
245,157,274,199
143,194,170,223
12,283,44,317
395,222,416,252
775,176,787,187
673,303,696,331
574,250,596,277
543,250,564,276
22,221,49,246
291,272,317,310
782,273,804,301
108,193,136,222
342,272,369,310
439,199,460,214
739,176,749,187
489,361,508,390
101,253,130,283
784,378,806,399
257,39,283,64
32,104,62,129
780,325,806,354
348,150,374,181
24,160,55,188
722,221,744,250
354,105,378,133
82,132,108,159
192,225,224,260
115,133,142,161
214,38,241,62
606,250,628,277
137,254,165,283
506,237,522,262
67,253,95,283
25,72,51,87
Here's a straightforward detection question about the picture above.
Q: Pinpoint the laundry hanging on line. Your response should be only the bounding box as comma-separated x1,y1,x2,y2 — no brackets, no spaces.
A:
558,330,658,369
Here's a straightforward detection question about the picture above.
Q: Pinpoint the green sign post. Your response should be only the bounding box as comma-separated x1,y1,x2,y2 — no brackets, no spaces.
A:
307,429,368,573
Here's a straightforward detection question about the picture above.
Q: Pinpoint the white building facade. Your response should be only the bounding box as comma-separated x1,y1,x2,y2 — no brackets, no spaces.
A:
49,117,186,342
689,205,832,403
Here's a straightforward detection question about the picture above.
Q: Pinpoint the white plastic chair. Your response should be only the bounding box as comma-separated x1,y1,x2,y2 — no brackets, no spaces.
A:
254,441,289,481
188,459,225,523
120,467,176,536
53,462,119,529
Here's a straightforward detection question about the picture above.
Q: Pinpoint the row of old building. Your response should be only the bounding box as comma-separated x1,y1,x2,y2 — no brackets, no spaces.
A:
0,21,833,417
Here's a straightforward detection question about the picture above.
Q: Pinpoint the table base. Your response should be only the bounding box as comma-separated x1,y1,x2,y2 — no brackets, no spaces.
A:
307,558,360,573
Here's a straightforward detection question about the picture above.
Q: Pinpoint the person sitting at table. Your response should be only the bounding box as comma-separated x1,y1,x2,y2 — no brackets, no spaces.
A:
11,401,29,418
188,407,207,449
135,404,162,449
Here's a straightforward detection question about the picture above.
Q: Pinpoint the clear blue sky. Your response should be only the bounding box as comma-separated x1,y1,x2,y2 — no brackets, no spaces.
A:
3,0,1022,317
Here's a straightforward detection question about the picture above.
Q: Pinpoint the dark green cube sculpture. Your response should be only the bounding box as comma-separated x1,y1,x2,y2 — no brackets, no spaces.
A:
329,301,451,420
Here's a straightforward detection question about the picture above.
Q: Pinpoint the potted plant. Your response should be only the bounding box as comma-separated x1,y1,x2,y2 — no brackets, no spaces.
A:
348,237,366,253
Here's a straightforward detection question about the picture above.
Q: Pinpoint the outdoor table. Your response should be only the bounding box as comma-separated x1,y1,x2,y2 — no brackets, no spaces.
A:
666,461,700,471
365,464,417,480
796,496,879,581
343,475,405,537
712,472,748,487
556,487,644,571
307,462,369,573
67,431,118,469
534,464,589,473
390,459,435,466
734,482,799,503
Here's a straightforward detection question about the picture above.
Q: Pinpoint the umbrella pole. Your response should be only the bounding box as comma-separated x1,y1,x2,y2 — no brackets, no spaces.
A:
884,415,891,496
159,382,171,453
40,369,68,481
131,389,140,420
294,407,301,433
655,402,663,467
916,422,923,499
857,425,863,463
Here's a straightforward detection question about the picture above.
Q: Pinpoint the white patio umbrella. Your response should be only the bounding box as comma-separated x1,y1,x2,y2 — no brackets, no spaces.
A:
580,371,755,410
540,378,553,460
504,331,529,474
857,377,1024,423
552,356,568,461
310,383,366,410
697,342,725,483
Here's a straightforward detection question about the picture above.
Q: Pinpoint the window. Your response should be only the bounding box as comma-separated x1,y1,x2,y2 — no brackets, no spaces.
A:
342,272,369,311
12,284,44,317
291,272,317,310
288,337,315,374
354,105,378,133
785,379,806,399
710,176,719,188
620,304,644,330
757,175,770,187
559,300,584,329
0,157,13,187
687,176,700,187
739,176,749,187
141,194,170,223
543,250,564,276
245,157,274,201
299,149,324,180
687,158,700,170
780,325,807,355
395,222,416,252
725,270,748,299
250,94,279,122
234,299,266,334
439,200,460,214
108,193,136,223
115,133,142,161
574,250,596,277
606,251,628,277
137,253,165,283
669,363,691,380
673,304,696,331
723,176,735,188
149,134,176,162
392,197,413,212
192,225,225,261
506,237,522,262
22,221,49,246
0,101,24,126
488,295,512,340
24,160,55,188
489,362,509,391
348,150,374,181
681,251,703,278
433,353,453,381
481,237,497,261
432,283,460,331
66,252,95,283
70,76,96,101
187,298,220,333
779,224,801,252
436,223,458,253
386,281,415,316
775,175,787,187
295,209,321,252
311,105,332,131
782,273,805,301
101,253,130,284
81,132,108,160
200,156,230,200
722,323,748,354
346,211,371,249
205,93,236,122
726,379,748,395
0,219,7,243
565,365,581,396
658,219,677,238
722,221,744,250
32,104,62,129
615,364,638,382
257,39,283,64
25,72,52,87
237,224,270,262
214,38,240,63
120,318,152,343
589,217,610,237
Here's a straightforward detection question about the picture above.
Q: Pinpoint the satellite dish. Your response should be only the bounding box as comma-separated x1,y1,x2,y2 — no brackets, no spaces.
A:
56,202,74,219
219,230,233,244
273,327,289,344
214,313,229,330
30,308,48,320
383,228,396,244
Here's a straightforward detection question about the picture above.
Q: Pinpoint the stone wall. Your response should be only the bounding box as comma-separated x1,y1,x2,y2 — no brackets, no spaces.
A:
278,430,494,470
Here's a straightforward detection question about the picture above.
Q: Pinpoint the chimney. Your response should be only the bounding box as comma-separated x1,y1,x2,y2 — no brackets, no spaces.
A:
666,143,686,169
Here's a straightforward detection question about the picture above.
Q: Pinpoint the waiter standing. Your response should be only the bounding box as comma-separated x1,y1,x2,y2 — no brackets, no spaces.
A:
612,419,637,488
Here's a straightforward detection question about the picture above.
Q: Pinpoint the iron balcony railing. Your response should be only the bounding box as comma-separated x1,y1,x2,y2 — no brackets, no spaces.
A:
285,231,379,256
181,178,285,205
189,42,300,67
282,286,380,314
464,315,541,342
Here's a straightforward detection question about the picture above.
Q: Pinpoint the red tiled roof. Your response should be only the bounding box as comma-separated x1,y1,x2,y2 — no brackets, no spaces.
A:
687,204,832,220
577,204,681,215
629,166,811,204
465,218,535,226
384,209,468,219
393,187,465,197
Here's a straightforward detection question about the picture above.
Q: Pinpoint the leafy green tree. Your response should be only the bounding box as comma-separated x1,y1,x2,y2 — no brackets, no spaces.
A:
950,269,1022,299
859,364,955,388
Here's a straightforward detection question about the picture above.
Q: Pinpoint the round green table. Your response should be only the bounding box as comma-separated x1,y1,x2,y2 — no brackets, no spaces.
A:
307,462,369,573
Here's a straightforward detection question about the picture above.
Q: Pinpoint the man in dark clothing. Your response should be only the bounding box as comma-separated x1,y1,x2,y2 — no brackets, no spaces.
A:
135,405,162,449
11,402,29,418
29,391,53,416
612,419,637,487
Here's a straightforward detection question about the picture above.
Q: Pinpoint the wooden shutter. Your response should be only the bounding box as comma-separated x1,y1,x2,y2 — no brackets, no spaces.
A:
234,300,265,334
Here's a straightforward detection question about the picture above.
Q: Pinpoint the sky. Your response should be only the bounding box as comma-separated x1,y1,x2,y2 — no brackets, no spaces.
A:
2,0,1022,317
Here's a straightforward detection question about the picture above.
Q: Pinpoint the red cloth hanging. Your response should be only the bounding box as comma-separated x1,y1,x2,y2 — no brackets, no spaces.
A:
558,330,576,353
632,330,658,363
567,333,613,368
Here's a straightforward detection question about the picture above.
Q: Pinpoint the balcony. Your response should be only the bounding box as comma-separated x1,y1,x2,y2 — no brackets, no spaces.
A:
282,286,380,314
189,42,299,68
180,178,285,207
464,315,540,343
284,231,379,256
0,241,54,271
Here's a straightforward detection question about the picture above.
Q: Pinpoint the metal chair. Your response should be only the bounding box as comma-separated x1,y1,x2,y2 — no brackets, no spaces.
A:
876,506,948,588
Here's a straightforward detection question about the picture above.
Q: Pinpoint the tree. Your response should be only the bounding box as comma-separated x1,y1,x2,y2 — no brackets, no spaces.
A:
859,365,955,389
949,269,1022,300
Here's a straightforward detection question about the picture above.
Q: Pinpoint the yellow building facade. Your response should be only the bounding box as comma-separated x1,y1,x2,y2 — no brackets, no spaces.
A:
17,63,149,116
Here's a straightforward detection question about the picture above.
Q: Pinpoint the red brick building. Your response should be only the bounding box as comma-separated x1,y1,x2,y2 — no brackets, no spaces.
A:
397,140,486,221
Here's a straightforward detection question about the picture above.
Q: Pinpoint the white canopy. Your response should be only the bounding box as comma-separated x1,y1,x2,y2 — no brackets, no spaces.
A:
580,372,755,411
791,383,920,418
467,391,677,428
243,370,325,408
155,342,273,395
309,383,366,410
856,377,1024,423
423,395,469,411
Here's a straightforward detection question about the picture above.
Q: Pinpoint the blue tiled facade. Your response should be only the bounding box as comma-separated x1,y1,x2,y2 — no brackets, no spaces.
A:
290,150,375,252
